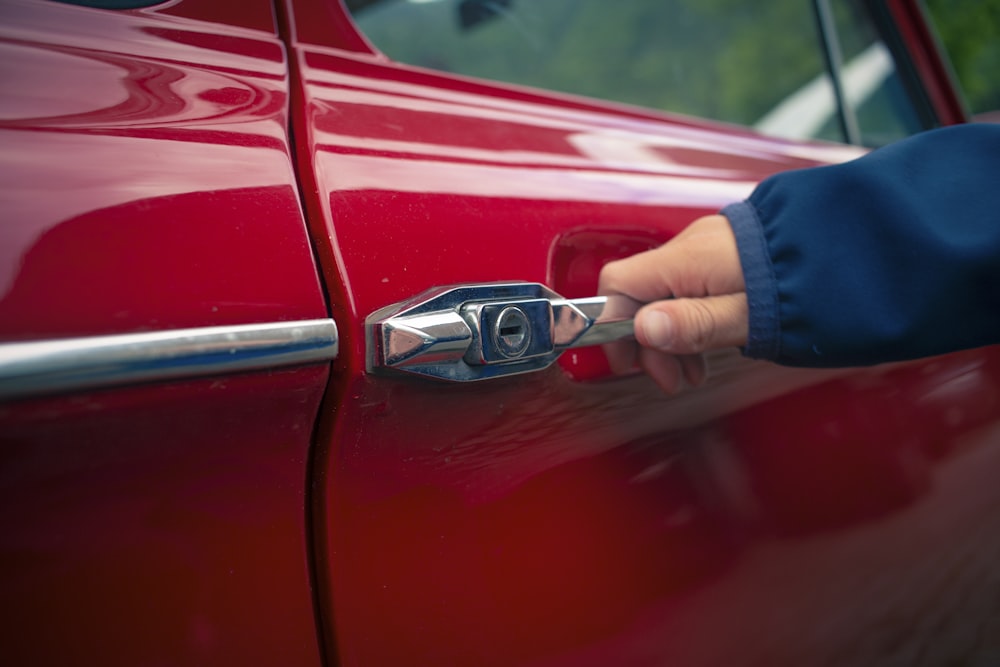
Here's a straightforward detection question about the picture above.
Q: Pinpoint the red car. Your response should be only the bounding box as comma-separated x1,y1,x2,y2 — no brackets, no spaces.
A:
2,0,998,664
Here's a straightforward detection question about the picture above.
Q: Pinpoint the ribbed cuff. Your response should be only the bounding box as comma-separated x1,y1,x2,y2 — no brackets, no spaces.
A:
721,201,780,361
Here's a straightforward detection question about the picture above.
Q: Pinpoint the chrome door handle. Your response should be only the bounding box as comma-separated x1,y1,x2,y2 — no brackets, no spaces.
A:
366,282,635,381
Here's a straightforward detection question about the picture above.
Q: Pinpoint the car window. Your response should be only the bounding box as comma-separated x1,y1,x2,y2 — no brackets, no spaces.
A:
347,0,928,146
756,0,925,146
924,0,1000,120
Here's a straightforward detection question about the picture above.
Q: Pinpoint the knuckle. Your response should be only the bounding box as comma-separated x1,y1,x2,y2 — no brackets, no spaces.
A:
597,259,622,287
680,300,718,352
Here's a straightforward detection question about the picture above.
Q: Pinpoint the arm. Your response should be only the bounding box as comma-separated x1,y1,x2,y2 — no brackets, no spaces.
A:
736,123,1000,367
599,124,1000,391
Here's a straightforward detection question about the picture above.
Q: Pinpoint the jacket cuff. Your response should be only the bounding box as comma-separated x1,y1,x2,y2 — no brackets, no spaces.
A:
721,201,780,361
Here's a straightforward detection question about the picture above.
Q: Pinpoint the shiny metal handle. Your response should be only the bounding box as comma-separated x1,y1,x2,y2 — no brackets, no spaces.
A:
553,296,636,348
366,282,634,382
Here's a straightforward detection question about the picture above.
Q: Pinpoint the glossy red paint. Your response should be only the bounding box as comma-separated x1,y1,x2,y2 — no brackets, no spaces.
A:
282,1,1000,665
278,0,1000,665
3,1,998,665
154,0,278,33
0,0,327,342
0,1,331,664
0,367,328,666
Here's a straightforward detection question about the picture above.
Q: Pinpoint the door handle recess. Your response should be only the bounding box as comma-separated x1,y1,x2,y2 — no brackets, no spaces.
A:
366,282,634,381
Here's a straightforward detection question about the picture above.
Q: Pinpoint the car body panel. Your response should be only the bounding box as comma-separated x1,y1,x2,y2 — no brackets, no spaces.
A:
0,367,328,665
0,0,327,341
1,0,998,665
0,1,330,664
282,1,1000,665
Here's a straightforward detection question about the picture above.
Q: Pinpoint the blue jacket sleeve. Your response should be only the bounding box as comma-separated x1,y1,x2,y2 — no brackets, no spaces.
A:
723,123,1000,367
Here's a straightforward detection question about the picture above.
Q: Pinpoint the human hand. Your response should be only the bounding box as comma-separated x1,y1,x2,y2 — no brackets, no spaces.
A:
597,214,749,393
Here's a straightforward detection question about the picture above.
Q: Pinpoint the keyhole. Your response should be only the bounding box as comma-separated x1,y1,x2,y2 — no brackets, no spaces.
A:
500,324,522,337
493,306,531,358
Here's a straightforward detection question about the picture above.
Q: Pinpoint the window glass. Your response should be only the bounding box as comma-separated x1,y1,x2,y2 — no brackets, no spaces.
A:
348,0,926,146
824,0,924,146
924,0,1000,119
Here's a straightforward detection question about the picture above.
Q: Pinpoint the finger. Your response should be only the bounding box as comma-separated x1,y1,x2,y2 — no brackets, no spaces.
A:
598,294,643,375
599,293,643,322
636,349,707,394
636,293,748,355
637,346,684,394
679,353,707,387
599,215,744,301
603,339,638,375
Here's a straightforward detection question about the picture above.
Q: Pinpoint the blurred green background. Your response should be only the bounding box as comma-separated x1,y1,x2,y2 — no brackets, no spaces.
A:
353,0,999,130
926,0,1000,116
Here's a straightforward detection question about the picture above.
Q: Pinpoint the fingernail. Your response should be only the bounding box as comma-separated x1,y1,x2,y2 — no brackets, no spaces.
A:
643,311,673,350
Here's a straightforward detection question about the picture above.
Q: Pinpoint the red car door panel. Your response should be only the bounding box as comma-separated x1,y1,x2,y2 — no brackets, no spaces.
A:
0,369,328,665
0,0,326,339
283,1,1000,665
0,1,330,663
2,0,998,665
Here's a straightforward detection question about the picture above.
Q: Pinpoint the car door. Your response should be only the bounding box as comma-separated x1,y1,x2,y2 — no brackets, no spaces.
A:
0,1,333,664
284,0,997,665
281,1,1000,666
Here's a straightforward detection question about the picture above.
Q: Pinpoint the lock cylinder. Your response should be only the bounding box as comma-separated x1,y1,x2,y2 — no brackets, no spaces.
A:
460,299,554,365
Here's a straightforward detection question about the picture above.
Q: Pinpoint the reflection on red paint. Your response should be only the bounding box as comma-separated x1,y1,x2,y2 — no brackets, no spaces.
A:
316,351,1000,666
0,3,329,665
0,367,328,666
282,0,1000,663
0,0,324,342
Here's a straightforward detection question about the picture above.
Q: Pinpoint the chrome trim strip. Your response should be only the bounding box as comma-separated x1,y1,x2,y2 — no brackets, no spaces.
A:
0,319,338,401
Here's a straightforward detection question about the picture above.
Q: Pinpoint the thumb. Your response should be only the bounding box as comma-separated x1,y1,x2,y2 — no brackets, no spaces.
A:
635,294,748,355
